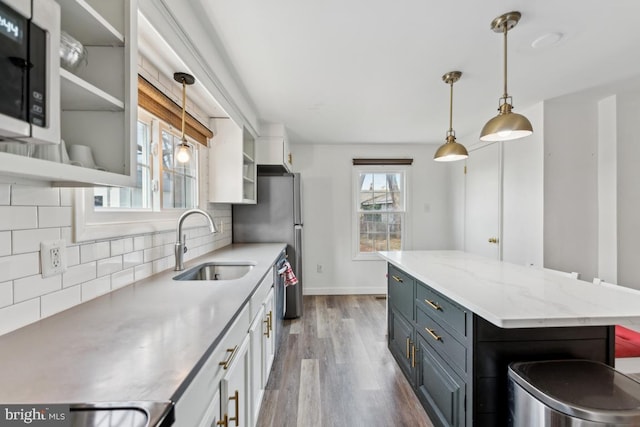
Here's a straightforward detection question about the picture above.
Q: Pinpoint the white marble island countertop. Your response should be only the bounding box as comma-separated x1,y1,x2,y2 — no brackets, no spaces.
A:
0,243,285,404
378,250,640,329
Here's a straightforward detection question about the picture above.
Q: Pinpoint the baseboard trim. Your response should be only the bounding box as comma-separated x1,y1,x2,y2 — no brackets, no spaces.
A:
303,286,386,296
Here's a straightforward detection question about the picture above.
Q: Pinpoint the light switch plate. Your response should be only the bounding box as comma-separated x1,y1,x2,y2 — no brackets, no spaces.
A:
41,239,67,278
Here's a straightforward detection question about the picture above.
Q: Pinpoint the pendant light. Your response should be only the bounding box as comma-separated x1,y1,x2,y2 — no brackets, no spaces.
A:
434,71,468,162
480,11,533,142
174,72,195,163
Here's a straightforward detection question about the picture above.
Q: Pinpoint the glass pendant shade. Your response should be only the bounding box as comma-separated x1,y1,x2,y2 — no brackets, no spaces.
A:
175,141,191,164
434,71,468,162
480,11,533,142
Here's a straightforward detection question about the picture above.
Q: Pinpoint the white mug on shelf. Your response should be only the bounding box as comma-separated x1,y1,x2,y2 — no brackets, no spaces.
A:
68,144,96,168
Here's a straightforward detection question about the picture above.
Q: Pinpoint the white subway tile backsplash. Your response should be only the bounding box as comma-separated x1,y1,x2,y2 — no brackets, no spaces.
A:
0,299,40,336
95,241,110,260
122,238,134,253
12,228,60,254
80,243,97,263
110,239,125,256
12,185,59,206
81,276,111,301
41,286,81,318
97,255,123,277
144,245,167,263
0,252,40,282
0,182,232,336
134,263,153,281
0,231,10,257
0,281,12,308
38,206,72,228
0,184,10,205
67,245,80,267
123,250,143,268
14,274,62,302
0,206,38,231
63,262,96,288
112,268,134,290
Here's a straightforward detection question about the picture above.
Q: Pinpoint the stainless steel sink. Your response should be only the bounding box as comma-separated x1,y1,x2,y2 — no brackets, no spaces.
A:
173,262,255,281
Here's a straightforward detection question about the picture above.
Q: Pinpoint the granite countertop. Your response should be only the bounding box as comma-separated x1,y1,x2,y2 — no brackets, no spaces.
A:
0,243,286,404
378,250,640,329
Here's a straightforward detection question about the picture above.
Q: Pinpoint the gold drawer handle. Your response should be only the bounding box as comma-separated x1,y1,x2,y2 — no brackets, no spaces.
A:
391,275,403,283
219,345,239,370
268,310,273,332
217,414,228,426
264,318,271,338
425,299,442,311
229,390,239,427
425,328,442,342
406,337,412,359
411,344,416,368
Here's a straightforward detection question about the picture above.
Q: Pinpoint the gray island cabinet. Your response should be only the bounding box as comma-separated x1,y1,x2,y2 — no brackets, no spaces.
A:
380,250,640,427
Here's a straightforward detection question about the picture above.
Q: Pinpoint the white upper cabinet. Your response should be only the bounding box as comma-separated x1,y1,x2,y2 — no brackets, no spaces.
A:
256,123,292,172
0,0,137,187
209,118,257,204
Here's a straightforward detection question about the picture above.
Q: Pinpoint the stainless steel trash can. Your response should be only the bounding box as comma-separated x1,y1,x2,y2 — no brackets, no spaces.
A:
508,360,640,426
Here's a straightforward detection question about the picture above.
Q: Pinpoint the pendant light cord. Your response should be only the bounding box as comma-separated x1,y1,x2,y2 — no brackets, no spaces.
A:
502,24,509,99
180,79,187,140
448,80,454,133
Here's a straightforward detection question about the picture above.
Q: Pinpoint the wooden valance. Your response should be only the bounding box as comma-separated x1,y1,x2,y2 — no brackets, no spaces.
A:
352,158,413,166
138,75,213,146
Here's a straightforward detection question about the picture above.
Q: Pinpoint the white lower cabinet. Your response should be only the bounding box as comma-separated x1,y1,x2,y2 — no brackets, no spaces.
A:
175,266,280,427
220,334,250,427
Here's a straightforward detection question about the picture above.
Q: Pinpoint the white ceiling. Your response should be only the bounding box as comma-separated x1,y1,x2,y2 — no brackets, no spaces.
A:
186,0,640,145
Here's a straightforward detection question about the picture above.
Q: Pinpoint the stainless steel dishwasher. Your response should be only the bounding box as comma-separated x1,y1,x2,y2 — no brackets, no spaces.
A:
508,360,640,426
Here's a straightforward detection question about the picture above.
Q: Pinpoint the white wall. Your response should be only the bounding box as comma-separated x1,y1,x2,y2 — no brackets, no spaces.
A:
617,89,640,289
543,96,599,280
502,103,544,267
291,143,454,295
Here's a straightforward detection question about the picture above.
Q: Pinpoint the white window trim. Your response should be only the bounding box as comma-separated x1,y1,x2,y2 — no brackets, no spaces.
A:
73,109,206,243
352,165,412,261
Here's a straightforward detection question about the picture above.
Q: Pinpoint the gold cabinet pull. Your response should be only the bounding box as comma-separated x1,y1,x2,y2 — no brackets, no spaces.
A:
391,275,403,283
425,328,442,342
411,344,416,368
219,345,239,370
406,337,412,359
268,310,273,332
488,237,499,244
425,299,442,311
229,390,239,427
264,318,271,338
216,414,228,427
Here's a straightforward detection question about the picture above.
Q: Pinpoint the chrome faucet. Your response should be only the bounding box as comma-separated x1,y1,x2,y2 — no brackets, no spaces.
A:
174,208,219,271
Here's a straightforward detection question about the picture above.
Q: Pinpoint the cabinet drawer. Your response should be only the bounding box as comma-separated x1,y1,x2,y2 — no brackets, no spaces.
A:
417,307,467,373
388,264,414,320
417,282,467,337
416,335,466,427
250,270,273,319
174,304,250,427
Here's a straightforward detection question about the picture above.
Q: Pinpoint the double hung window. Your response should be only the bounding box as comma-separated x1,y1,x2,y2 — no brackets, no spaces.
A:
353,167,407,259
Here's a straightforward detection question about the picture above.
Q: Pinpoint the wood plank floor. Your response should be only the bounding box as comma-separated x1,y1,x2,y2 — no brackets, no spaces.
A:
257,295,434,427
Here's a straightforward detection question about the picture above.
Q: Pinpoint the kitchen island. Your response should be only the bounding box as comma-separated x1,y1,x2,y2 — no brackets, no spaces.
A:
0,243,286,426
378,250,640,427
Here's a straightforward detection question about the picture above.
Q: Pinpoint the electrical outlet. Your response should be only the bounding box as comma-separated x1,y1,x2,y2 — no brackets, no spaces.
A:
41,239,67,278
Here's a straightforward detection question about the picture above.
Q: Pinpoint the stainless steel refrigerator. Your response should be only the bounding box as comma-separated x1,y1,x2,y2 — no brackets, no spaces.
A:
232,172,303,318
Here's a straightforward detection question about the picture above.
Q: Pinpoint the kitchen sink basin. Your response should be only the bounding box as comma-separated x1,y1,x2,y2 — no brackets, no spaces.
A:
173,262,255,281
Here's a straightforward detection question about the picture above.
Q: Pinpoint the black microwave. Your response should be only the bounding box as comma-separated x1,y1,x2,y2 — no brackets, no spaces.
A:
0,0,59,145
